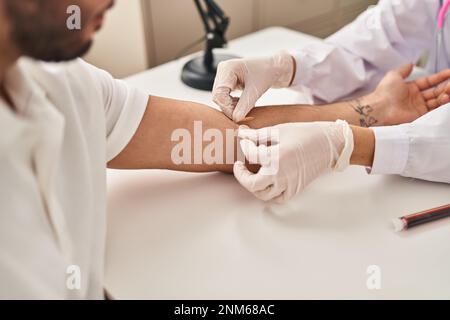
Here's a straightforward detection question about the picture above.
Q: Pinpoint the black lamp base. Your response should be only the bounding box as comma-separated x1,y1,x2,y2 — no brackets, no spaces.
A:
181,53,239,91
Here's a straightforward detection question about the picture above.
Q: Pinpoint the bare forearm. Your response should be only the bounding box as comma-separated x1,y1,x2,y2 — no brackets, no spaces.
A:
246,95,382,129
248,107,376,167
350,126,375,167
108,96,241,173
108,96,376,172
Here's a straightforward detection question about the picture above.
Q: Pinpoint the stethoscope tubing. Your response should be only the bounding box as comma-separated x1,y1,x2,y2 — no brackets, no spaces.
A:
435,0,450,72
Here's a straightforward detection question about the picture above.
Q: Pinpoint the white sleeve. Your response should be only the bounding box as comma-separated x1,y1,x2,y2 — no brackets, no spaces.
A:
370,104,450,184
78,60,149,162
291,0,438,102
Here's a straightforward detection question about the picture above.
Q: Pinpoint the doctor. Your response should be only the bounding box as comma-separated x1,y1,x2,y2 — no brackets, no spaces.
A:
213,0,450,202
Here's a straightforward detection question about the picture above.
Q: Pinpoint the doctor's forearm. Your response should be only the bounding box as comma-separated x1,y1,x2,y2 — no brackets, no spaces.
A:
349,126,375,167
245,106,376,166
245,96,380,129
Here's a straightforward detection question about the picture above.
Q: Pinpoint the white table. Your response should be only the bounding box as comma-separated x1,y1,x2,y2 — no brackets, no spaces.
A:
105,27,450,299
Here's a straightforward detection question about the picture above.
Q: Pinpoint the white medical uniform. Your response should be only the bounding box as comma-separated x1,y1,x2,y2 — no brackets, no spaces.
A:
0,58,148,299
291,0,450,183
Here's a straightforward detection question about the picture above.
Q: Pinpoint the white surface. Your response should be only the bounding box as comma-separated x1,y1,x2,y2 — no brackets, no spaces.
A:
105,27,450,299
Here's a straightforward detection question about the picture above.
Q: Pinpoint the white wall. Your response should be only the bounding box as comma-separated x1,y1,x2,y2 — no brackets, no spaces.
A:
84,0,148,78
85,0,378,78
146,0,378,65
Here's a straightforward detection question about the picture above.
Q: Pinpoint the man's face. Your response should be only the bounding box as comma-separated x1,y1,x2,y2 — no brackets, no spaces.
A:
3,0,114,62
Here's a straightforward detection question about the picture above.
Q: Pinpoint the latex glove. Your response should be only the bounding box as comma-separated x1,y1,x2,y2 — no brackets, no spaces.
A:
212,51,295,122
234,120,354,204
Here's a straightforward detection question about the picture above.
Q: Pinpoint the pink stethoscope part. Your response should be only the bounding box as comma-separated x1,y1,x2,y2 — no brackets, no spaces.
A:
438,0,450,29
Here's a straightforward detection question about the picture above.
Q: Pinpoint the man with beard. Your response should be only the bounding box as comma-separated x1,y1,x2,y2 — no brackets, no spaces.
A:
1,0,449,298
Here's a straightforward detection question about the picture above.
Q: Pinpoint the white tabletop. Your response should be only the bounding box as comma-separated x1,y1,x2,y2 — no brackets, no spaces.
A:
105,27,450,299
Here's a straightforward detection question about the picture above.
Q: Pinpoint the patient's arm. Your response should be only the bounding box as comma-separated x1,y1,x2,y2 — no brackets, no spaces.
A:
108,76,450,173
108,96,352,173
108,96,240,173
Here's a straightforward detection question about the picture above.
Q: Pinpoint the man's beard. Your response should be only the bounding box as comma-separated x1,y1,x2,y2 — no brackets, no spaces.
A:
4,1,93,62
17,35,94,62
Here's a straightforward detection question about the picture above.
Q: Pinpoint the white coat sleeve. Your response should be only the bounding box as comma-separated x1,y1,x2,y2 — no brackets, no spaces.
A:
370,104,450,183
291,0,438,102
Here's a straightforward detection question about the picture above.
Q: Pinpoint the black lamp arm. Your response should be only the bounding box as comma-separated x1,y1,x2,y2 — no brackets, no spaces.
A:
193,0,229,46
193,0,212,33
181,0,238,91
205,0,229,33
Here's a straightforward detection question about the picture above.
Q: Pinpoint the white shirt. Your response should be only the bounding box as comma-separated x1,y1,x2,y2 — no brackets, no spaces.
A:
0,58,148,299
291,0,450,184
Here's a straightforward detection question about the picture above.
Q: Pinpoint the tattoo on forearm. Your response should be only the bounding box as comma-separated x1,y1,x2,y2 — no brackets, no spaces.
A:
351,99,378,127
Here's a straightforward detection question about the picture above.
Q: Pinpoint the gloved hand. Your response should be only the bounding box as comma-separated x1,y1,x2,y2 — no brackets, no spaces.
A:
212,51,295,122
234,121,354,204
